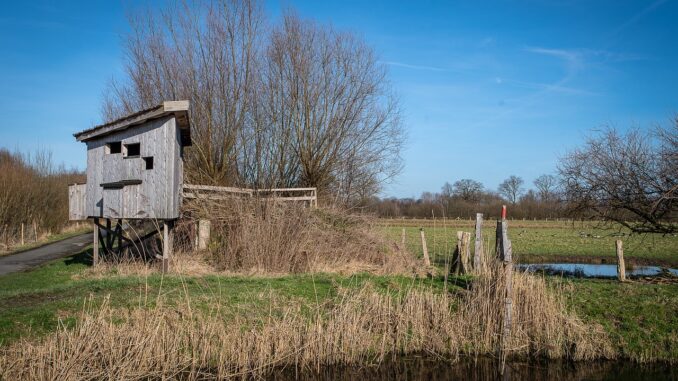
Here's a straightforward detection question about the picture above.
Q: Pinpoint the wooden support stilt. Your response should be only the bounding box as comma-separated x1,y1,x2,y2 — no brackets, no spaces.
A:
616,240,626,282
105,219,112,253
420,228,431,266
162,220,173,273
92,218,99,266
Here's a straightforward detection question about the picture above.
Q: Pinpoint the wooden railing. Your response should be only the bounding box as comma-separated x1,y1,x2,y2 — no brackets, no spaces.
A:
182,184,318,208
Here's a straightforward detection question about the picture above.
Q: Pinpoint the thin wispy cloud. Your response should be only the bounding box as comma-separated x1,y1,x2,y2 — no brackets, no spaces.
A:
380,61,448,72
612,0,668,37
501,78,600,96
524,47,583,71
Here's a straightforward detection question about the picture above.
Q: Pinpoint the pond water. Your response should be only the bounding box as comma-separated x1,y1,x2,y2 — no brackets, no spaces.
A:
516,263,678,278
268,357,677,380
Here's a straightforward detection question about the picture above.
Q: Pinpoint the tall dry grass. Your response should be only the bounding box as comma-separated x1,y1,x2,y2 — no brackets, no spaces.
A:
0,265,613,380
180,198,418,275
0,148,84,249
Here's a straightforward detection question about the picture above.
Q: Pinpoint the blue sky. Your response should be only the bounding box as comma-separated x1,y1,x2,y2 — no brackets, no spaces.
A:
1,1,677,198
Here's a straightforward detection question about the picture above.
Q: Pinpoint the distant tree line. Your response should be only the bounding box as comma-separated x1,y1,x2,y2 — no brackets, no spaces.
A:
366,121,677,232
365,174,563,220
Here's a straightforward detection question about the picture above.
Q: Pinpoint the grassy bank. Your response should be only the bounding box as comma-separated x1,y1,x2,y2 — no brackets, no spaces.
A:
0,249,676,365
381,221,678,266
0,248,443,346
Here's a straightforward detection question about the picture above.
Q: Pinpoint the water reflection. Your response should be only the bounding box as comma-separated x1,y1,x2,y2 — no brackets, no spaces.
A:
268,357,677,381
517,263,678,278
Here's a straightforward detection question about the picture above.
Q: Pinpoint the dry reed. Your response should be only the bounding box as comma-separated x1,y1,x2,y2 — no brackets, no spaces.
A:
0,265,613,380
179,198,419,275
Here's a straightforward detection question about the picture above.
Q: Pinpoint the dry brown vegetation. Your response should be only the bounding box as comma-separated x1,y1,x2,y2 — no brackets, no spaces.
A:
0,263,613,380
180,198,419,275
0,149,84,250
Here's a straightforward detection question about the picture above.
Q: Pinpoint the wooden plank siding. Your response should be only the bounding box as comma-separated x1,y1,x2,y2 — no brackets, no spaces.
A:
81,115,183,219
68,184,87,220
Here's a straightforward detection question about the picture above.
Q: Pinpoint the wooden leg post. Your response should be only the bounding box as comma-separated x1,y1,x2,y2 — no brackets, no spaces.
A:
420,228,431,266
92,218,99,266
616,240,626,282
162,220,173,273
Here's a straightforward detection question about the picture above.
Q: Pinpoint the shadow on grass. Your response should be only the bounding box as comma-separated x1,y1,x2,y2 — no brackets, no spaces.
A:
447,275,473,290
65,248,93,267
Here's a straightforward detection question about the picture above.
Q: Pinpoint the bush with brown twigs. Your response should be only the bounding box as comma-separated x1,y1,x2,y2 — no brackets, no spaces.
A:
0,149,84,250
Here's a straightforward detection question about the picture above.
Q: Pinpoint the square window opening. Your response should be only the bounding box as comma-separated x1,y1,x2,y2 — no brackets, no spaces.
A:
143,156,154,170
106,142,122,154
125,143,141,157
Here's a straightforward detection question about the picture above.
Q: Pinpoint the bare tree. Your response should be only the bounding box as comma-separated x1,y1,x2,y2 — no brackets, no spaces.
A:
452,179,484,202
559,124,677,234
533,174,558,202
440,182,454,198
103,2,404,204
103,0,264,186
498,175,524,204
263,13,403,203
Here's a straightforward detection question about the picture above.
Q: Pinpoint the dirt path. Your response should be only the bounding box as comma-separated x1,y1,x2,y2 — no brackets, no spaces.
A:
0,234,91,276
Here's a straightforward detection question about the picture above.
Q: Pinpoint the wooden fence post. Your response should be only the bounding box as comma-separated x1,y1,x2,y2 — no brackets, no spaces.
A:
496,205,513,375
616,240,626,282
196,219,211,251
461,232,471,273
420,228,431,266
401,227,406,250
33,221,37,242
92,219,99,266
474,213,483,271
454,231,463,274
21,223,24,246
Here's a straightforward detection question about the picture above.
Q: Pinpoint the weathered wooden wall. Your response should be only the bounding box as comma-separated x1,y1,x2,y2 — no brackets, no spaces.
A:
82,115,183,219
68,184,87,220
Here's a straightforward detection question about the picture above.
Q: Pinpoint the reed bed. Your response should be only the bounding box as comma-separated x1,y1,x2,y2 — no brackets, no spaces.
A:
0,264,613,380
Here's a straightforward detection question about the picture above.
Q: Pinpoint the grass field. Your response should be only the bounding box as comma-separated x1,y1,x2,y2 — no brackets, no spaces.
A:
380,219,678,266
0,247,676,362
0,248,449,346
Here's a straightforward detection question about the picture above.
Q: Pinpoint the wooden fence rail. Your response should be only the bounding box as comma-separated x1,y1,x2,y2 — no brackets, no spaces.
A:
182,184,318,208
